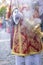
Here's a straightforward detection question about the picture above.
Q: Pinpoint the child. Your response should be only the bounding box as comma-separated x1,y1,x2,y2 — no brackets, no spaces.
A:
11,0,42,65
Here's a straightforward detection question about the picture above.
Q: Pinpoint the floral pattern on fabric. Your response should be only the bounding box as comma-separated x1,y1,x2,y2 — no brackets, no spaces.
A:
12,22,42,55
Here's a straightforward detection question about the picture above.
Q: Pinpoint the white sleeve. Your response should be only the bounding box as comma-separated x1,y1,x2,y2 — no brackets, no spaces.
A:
34,18,41,26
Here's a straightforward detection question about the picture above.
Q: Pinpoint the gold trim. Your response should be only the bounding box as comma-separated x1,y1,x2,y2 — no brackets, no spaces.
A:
18,23,22,53
11,50,42,56
33,24,40,31
13,26,17,51
33,24,43,38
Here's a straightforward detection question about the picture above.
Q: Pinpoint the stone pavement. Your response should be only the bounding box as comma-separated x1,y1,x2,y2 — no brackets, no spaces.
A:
0,29,15,65
0,54,15,65
0,49,43,65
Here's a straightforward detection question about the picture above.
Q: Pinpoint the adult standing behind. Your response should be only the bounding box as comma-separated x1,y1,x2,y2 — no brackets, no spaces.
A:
38,0,43,31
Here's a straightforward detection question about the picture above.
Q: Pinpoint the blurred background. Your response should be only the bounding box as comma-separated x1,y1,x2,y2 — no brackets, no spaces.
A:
0,0,43,65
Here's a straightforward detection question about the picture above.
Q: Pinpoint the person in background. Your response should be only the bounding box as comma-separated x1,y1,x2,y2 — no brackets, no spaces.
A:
11,0,42,65
34,0,43,40
38,0,43,32
32,0,43,41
